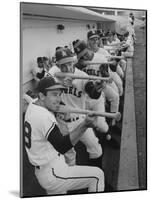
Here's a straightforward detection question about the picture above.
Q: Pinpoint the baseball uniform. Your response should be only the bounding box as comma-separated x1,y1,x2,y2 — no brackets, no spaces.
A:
48,65,103,165
81,51,120,116
24,102,104,194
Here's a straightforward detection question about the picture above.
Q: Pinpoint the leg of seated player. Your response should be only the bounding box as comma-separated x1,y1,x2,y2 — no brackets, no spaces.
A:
86,95,108,133
109,71,123,96
80,128,103,159
103,84,120,113
116,64,124,79
45,165,104,194
109,81,119,94
119,59,127,72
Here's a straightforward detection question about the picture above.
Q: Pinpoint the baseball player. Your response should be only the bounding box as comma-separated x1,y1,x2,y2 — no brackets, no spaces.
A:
120,31,134,57
90,31,126,79
32,57,52,84
24,76,104,195
127,13,136,42
74,39,120,127
87,30,124,96
32,57,45,82
48,47,104,168
43,56,52,75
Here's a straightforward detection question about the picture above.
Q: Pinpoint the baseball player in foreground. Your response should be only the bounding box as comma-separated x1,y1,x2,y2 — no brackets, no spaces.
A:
24,76,104,195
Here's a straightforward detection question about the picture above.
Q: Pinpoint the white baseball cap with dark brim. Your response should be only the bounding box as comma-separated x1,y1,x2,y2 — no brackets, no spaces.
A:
55,48,75,65
89,34,100,39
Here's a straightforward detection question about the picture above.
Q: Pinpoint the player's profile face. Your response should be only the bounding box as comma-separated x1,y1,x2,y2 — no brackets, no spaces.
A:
38,62,44,68
60,61,74,73
44,90,62,112
89,37,99,46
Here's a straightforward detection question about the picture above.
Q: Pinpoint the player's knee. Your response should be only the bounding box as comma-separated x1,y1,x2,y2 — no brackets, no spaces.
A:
112,92,119,104
96,118,109,133
98,168,104,181
98,124,108,133
89,145,103,158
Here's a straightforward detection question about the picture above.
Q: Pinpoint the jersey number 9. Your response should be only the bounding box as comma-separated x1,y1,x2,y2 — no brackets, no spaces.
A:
24,121,32,149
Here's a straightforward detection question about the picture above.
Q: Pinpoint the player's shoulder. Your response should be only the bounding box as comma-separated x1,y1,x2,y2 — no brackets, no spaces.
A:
74,67,89,77
26,103,56,123
49,65,60,75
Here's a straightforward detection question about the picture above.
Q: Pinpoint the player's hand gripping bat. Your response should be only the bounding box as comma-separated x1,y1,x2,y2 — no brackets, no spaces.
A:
57,106,121,121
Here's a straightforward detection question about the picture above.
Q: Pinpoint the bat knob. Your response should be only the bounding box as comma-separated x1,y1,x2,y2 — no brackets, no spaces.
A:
115,112,121,121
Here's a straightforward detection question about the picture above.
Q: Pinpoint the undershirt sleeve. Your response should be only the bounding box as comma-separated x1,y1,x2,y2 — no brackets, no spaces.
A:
46,123,73,154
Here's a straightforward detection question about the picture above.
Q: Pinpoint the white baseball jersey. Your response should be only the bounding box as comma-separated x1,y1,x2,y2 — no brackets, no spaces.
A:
49,65,88,110
24,102,104,194
97,48,110,57
125,35,134,52
24,102,65,167
83,52,107,77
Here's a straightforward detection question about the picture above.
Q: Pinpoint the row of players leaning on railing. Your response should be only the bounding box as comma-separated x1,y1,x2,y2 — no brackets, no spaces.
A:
22,29,135,194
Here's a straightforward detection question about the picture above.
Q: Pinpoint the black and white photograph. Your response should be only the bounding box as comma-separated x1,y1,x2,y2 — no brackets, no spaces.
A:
20,2,147,198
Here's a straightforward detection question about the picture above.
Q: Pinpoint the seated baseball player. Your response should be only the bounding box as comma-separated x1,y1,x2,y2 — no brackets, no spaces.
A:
87,30,125,81
73,39,120,126
32,57,45,83
48,47,106,169
24,76,104,195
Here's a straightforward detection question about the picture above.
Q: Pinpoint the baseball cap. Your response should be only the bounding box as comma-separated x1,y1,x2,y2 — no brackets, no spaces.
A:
37,57,43,63
43,56,49,61
55,48,74,65
56,46,63,52
73,40,88,59
87,30,100,40
37,76,65,93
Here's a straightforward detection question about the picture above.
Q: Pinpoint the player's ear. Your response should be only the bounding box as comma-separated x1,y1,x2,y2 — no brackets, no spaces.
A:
39,92,46,100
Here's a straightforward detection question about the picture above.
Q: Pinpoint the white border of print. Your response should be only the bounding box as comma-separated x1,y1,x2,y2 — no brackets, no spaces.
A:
0,0,149,200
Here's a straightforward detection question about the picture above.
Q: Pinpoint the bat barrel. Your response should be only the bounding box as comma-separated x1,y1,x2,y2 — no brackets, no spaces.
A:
57,107,121,120
55,72,109,81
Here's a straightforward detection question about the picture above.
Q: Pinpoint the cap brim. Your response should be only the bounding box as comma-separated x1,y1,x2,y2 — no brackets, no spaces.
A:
57,57,74,65
45,84,65,91
88,35,100,39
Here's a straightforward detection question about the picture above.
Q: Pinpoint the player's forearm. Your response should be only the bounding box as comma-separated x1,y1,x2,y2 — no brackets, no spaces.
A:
70,121,88,146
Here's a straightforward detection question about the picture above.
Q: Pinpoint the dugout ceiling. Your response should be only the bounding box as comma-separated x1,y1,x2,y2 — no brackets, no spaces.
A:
21,3,115,22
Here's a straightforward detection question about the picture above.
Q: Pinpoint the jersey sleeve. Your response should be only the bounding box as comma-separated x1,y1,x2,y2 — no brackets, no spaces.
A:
48,65,62,83
41,113,57,139
41,113,73,154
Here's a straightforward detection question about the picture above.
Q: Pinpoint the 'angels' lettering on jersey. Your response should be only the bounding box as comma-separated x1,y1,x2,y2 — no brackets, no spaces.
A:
63,86,82,98
83,68,100,77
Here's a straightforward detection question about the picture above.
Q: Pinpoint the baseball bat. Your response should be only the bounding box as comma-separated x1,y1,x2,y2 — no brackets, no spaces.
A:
83,61,114,65
57,106,121,121
55,72,110,81
107,55,125,59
